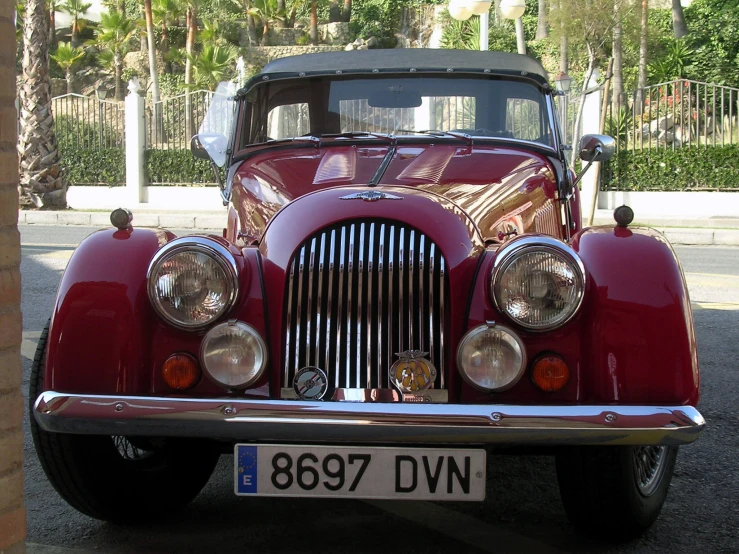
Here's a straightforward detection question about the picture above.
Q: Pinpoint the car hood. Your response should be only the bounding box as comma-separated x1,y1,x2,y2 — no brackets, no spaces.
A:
231,142,561,244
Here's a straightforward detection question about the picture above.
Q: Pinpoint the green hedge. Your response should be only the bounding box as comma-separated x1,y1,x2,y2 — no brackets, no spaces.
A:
145,149,218,186
602,145,739,191
58,146,125,186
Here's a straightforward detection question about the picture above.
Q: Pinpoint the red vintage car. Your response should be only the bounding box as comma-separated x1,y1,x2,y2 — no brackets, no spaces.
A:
31,50,704,540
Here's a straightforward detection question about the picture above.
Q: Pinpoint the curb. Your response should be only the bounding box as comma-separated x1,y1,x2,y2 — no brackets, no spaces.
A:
21,211,223,231
20,211,739,246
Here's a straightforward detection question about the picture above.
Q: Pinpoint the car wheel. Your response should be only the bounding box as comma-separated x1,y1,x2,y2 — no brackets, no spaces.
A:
555,445,678,541
29,320,221,522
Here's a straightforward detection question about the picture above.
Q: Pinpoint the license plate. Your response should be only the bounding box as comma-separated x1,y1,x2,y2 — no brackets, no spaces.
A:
234,444,486,501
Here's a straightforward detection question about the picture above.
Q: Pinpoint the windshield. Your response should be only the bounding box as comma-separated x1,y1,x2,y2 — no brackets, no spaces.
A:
199,81,237,167
241,75,553,148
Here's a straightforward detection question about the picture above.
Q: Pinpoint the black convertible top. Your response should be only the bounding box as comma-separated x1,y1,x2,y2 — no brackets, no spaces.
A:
240,49,550,95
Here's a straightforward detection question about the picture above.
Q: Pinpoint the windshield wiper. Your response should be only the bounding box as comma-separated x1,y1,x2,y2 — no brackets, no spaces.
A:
310,131,398,144
394,129,473,145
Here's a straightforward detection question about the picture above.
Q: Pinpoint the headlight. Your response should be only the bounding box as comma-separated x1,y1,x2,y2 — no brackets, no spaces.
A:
457,324,526,392
200,321,267,388
491,237,585,331
148,237,238,329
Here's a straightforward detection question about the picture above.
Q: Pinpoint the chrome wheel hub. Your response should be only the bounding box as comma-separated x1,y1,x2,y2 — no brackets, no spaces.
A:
633,445,667,496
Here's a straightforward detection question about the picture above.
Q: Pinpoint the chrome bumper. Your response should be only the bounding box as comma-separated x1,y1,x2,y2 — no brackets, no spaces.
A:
33,392,705,446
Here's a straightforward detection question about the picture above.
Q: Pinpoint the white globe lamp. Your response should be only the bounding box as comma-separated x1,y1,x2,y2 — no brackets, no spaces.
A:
500,0,526,20
469,0,493,15
448,0,474,21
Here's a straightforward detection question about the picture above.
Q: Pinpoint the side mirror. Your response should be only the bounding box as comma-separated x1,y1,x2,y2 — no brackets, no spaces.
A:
190,133,228,167
190,135,211,161
579,134,616,163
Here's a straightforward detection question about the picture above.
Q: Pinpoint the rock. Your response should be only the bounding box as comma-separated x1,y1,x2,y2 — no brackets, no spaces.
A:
649,114,674,134
356,44,369,50
319,22,351,45
366,36,380,49
345,43,355,51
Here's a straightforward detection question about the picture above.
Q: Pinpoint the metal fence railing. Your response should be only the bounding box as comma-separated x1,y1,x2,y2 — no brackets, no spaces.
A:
51,94,125,149
146,90,214,150
606,79,739,152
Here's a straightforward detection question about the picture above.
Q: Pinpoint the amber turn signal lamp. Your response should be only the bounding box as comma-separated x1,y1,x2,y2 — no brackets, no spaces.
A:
162,353,201,390
532,354,570,393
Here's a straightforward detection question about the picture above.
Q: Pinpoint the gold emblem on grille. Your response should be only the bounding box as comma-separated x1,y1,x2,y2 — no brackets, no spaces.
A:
390,350,437,393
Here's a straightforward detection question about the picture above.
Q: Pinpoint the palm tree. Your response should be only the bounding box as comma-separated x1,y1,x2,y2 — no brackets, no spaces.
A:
535,0,547,39
19,0,67,208
309,0,317,44
51,42,84,93
95,10,136,100
341,0,350,22
671,0,688,38
49,0,57,48
636,0,648,115
188,44,237,90
152,0,182,72
59,0,92,46
248,0,280,46
143,0,161,129
185,0,198,138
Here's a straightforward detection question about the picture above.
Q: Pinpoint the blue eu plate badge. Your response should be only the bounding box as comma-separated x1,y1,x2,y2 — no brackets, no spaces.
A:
236,445,258,494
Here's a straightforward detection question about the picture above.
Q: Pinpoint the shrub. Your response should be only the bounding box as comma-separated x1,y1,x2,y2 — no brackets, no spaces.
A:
145,149,218,185
602,145,739,191
58,146,126,186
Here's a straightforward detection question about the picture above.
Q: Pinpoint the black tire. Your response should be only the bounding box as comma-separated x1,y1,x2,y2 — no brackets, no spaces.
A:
556,445,678,541
29,320,221,522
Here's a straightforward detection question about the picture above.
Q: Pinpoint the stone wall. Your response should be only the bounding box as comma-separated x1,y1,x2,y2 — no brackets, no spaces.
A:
0,0,25,552
243,45,346,71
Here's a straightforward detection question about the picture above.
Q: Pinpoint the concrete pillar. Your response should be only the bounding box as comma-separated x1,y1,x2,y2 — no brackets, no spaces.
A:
0,0,26,552
125,78,146,205
580,70,601,227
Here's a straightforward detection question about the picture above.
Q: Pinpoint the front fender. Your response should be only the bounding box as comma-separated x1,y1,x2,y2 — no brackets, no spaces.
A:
46,227,175,394
572,226,700,406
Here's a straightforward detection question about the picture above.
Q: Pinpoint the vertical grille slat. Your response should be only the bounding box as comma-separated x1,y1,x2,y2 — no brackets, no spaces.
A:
284,220,448,392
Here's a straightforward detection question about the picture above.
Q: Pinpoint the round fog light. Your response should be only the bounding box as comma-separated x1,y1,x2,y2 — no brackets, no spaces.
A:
201,321,267,389
531,354,569,392
162,353,201,390
457,324,526,392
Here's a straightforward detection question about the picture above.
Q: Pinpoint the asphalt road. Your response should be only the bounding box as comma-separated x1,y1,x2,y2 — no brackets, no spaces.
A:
19,225,739,554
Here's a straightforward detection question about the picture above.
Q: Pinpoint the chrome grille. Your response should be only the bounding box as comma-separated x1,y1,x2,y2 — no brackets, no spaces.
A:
283,220,447,390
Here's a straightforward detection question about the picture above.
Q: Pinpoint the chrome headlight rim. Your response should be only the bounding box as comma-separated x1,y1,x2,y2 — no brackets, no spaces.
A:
199,320,268,389
147,236,239,330
490,235,586,332
456,323,527,393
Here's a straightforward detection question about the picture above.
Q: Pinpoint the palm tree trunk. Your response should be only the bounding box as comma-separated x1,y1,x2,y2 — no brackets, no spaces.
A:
341,0,352,23
19,0,67,208
261,19,270,45
570,41,595,168
671,0,688,38
612,2,623,113
162,21,172,73
71,18,79,47
48,3,56,48
558,0,567,73
185,5,197,140
144,0,162,133
276,0,287,28
636,0,648,115
535,0,547,40
310,0,318,45
114,51,124,101
65,67,73,94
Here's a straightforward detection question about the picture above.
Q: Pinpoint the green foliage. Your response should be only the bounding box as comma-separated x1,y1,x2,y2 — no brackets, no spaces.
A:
602,146,739,191
684,0,739,86
649,39,693,83
188,44,238,90
58,146,126,186
51,42,85,71
54,115,123,149
145,149,217,185
349,0,402,47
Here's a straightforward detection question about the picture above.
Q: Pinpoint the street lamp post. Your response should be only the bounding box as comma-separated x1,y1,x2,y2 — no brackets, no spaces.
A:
95,84,109,148
447,0,525,54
